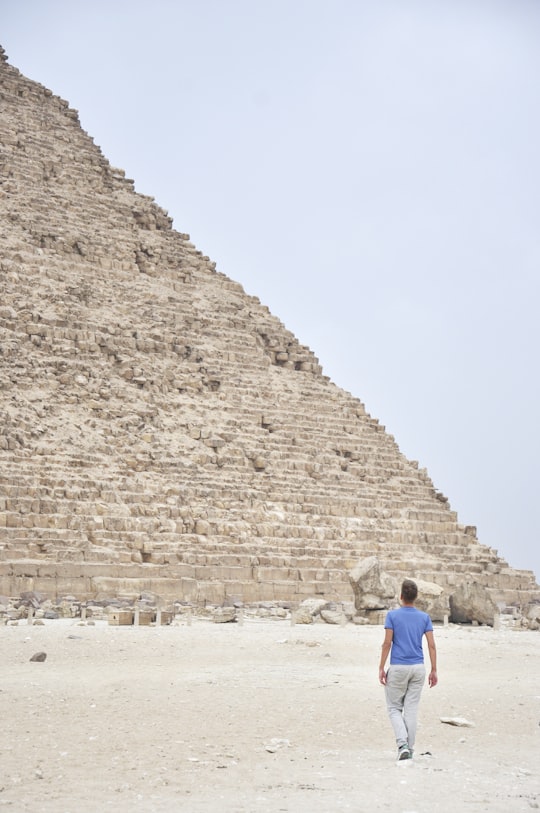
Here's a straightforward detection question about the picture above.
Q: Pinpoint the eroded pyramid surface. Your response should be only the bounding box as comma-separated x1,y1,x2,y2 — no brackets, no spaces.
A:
1,47,537,607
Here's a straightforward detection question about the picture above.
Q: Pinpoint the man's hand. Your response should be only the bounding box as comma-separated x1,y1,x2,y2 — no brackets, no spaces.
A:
379,668,387,685
428,669,438,688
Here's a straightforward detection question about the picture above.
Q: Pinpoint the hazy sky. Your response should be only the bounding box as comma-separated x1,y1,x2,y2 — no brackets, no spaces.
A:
2,0,539,582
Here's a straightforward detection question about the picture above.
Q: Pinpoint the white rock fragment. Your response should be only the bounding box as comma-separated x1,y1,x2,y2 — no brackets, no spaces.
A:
440,716,475,727
265,738,290,753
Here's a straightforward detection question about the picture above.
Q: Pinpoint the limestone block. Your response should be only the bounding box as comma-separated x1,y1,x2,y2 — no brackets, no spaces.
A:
298,598,328,616
252,582,277,601
414,579,449,622
294,607,314,624
196,581,225,605
255,567,297,582
449,582,500,626
212,607,236,623
12,562,40,577
320,608,347,625
364,609,387,625
108,609,133,626
135,610,154,626
6,513,21,528
349,556,397,611
352,614,370,625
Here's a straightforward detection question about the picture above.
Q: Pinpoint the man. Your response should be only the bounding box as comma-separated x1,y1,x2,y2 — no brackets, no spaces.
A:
378,578,438,761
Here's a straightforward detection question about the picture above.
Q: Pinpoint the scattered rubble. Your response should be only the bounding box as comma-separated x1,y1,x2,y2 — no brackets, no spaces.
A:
0,590,537,629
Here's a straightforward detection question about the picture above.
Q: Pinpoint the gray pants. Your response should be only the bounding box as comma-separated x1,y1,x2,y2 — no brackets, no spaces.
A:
385,664,426,750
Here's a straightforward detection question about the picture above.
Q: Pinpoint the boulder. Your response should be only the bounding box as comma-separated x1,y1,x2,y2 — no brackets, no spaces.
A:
294,598,328,624
351,615,370,625
449,582,499,626
525,603,540,630
294,608,314,625
320,609,346,625
211,607,237,623
348,557,396,611
414,579,449,622
20,591,46,608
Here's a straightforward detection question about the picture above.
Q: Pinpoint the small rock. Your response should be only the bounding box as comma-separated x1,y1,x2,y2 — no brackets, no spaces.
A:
30,651,47,662
265,738,290,753
294,609,314,625
212,607,236,623
320,609,347,625
440,716,474,727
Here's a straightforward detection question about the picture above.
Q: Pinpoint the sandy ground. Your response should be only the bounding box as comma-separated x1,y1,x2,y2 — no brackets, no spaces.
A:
0,616,538,813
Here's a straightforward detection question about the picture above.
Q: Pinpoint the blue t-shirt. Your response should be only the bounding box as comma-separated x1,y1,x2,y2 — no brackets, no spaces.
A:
385,606,433,665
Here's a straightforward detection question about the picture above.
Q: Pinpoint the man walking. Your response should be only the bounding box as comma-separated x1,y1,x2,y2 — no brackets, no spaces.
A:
378,579,438,760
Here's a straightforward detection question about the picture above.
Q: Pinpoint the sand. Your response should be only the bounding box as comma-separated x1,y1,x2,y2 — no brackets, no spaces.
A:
0,616,538,812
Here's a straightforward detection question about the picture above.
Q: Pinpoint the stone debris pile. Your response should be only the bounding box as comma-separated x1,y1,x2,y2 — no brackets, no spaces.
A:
0,588,537,630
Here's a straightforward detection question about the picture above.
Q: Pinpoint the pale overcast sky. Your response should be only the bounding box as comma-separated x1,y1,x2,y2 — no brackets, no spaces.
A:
2,0,539,582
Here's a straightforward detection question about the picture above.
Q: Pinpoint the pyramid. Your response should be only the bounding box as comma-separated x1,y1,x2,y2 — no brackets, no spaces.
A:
0,47,538,609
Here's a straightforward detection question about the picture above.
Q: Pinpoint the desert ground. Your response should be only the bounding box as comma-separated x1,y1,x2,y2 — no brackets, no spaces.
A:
0,615,538,813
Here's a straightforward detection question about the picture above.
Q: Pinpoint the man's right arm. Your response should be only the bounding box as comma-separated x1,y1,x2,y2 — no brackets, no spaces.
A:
378,628,393,685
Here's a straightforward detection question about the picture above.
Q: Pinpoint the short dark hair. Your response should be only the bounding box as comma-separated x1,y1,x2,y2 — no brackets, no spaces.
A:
401,579,418,603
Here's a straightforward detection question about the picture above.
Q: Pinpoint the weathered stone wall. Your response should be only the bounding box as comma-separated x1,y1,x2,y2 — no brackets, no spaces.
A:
0,46,538,608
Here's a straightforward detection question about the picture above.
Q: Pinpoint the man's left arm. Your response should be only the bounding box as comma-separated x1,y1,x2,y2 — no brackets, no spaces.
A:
425,630,438,687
